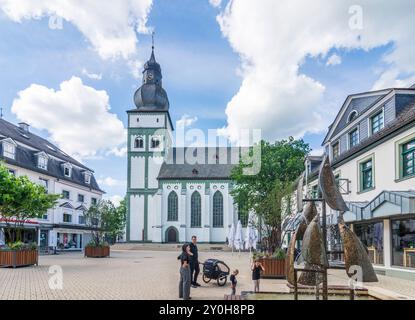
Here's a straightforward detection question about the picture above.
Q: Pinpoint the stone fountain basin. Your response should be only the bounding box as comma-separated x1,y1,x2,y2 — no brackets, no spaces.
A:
242,291,377,300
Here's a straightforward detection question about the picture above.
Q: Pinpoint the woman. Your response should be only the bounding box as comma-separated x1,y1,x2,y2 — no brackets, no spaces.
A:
178,243,193,300
251,259,265,293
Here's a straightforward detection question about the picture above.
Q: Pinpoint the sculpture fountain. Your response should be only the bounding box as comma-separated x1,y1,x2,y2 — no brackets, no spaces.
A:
286,155,378,300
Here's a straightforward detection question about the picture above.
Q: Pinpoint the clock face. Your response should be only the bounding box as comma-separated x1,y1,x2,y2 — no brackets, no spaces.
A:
147,72,154,81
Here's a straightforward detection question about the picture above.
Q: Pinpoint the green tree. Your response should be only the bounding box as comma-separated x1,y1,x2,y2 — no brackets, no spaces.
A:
84,199,126,247
107,197,126,244
0,164,60,245
231,137,310,252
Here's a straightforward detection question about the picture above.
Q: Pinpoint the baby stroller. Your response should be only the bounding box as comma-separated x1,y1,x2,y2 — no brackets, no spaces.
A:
201,259,230,286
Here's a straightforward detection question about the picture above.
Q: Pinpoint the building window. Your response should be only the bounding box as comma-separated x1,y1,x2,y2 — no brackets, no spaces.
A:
349,128,359,149
78,194,85,203
63,165,72,178
38,156,48,170
370,111,384,135
42,214,48,220
91,197,97,206
84,172,91,184
39,178,48,193
360,159,373,191
151,137,161,149
354,222,384,265
392,218,415,268
8,169,16,176
63,213,72,223
347,110,358,123
311,185,321,199
167,191,178,221
3,142,15,159
62,190,70,200
134,137,144,149
402,139,415,178
332,142,340,159
212,191,224,228
238,202,248,227
78,216,86,225
190,192,201,227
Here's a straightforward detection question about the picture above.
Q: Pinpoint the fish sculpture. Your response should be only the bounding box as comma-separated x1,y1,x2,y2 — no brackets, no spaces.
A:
286,202,318,285
301,214,329,268
318,155,349,212
339,222,378,282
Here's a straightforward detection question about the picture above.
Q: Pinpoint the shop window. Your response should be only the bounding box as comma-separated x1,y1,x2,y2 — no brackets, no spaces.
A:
354,222,384,265
392,218,415,268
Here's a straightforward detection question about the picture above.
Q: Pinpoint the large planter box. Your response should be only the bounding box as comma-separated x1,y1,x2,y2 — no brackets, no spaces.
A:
0,249,38,268
84,246,110,258
258,258,286,279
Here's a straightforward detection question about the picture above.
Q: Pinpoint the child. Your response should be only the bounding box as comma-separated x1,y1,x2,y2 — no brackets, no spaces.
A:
251,260,265,292
230,269,239,295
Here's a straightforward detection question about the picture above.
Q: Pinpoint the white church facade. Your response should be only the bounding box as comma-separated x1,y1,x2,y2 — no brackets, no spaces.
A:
126,47,247,243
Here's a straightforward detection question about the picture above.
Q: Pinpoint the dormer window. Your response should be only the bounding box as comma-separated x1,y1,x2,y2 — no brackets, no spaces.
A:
370,110,384,135
3,142,15,159
84,171,92,184
36,152,49,170
2,139,17,160
63,163,72,178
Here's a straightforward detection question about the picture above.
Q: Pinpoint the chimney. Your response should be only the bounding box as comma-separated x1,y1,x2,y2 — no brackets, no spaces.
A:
18,122,30,133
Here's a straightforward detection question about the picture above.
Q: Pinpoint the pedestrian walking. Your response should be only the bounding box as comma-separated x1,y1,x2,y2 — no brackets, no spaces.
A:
178,243,192,300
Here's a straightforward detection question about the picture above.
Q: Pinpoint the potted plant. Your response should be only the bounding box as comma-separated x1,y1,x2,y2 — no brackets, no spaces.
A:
83,200,126,258
0,164,59,268
254,248,287,279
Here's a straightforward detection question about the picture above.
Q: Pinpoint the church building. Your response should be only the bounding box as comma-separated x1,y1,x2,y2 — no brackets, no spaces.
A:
126,47,247,243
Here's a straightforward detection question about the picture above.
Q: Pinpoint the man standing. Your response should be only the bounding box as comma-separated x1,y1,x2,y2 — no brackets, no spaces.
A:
189,235,201,287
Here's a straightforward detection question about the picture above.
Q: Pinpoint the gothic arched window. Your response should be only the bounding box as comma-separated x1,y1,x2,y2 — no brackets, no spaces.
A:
135,137,144,149
167,191,178,221
191,192,201,227
212,191,223,228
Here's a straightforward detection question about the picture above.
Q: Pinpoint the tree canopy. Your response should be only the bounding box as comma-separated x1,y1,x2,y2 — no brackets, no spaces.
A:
0,163,60,243
231,137,310,251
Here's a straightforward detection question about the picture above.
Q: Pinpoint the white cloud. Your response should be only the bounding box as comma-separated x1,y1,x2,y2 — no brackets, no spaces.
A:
216,0,415,142
326,54,342,66
310,147,325,157
176,114,198,128
81,68,102,80
209,0,222,8
104,194,124,207
11,76,126,159
0,0,153,60
98,177,126,188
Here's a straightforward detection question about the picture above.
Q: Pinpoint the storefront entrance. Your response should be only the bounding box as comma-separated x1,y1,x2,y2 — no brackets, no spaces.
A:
57,232,83,250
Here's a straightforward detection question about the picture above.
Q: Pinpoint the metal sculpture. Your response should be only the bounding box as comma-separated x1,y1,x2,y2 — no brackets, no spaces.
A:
339,222,378,282
318,156,349,212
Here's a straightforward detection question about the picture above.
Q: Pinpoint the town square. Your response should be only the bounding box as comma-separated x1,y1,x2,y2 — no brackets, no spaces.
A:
1,0,415,308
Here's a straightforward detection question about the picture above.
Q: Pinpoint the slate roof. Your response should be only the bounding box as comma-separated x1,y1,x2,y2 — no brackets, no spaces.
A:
330,93,388,138
0,119,104,193
332,101,415,167
157,147,243,180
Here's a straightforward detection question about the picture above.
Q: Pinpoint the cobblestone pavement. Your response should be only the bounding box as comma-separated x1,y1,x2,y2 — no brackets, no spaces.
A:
1,249,415,300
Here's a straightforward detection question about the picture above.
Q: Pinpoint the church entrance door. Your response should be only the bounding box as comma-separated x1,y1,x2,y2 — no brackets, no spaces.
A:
166,227,178,243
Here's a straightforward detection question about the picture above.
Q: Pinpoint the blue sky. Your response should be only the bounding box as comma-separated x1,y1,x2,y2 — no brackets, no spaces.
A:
0,0,414,203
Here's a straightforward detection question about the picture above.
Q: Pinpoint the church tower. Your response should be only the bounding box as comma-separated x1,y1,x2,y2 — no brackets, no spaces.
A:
126,44,173,242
